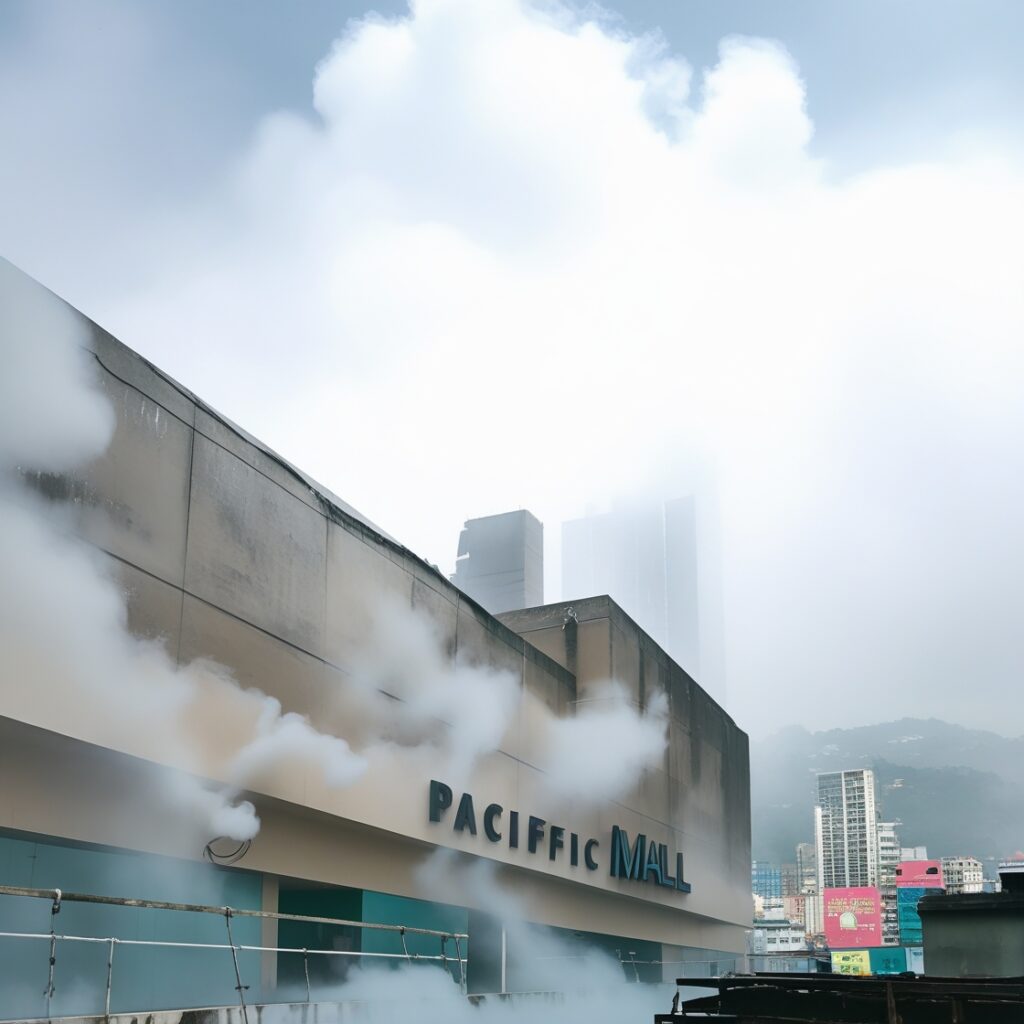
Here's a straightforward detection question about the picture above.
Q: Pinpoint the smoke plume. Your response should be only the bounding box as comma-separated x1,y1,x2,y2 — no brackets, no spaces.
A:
77,0,1024,737
540,682,669,802
0,264,367,840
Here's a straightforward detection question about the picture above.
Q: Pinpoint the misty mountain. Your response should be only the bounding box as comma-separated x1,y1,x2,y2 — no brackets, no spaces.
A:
751,718,1024,867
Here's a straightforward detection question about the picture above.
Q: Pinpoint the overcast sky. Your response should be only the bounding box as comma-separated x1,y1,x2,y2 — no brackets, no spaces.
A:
3,0,1024,738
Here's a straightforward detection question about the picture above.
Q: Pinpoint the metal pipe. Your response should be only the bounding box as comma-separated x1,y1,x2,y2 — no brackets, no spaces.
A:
453,934,466,994
223,909,250,1024
0,886,466,941
104,939,116,1022
302,949,311,1004
0,932,459,961
44,888,61,1022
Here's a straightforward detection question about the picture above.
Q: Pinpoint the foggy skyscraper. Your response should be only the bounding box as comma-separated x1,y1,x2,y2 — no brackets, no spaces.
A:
561,494,726,704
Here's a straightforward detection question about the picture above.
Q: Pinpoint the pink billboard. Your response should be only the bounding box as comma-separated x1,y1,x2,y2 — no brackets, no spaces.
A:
824,887,883,949
895,860,943,888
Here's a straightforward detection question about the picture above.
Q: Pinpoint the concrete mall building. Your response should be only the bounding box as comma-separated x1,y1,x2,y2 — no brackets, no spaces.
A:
0,264,751,1017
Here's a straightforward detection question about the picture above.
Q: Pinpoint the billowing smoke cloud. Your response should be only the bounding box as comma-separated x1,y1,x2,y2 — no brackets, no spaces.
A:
540,683,669,802
83,0,1024,737
0,265,368,840
348,591,520,784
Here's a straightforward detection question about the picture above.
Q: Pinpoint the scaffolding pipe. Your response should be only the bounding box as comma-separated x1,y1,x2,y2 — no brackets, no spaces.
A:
223,909,250,1024
0,932,460,960
103,939,116,1022
44,889,61,1022
0,886,467,942
454,934,466,995
0,881,468,1023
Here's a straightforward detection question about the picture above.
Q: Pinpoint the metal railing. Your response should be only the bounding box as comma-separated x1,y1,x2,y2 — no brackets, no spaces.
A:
0,884,468,1023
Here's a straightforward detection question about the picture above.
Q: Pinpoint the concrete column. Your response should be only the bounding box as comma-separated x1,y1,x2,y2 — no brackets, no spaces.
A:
260,874,279,995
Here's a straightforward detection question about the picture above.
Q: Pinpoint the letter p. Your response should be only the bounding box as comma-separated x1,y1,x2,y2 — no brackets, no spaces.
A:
429,780,453,823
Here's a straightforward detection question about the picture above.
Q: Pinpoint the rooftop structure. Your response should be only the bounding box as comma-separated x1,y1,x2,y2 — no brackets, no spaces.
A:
451,509,543,614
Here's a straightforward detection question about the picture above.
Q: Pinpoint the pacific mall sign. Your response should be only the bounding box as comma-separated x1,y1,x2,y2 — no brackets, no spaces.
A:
428,780,691,894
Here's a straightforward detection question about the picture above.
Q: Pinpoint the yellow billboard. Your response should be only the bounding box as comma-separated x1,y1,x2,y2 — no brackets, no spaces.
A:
831,950,871,976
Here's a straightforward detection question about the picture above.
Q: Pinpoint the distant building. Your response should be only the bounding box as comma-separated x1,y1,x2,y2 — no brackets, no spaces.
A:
895,859,944,946
877,821,902,946
895,860,943,888
901,846,928,861
752,860,783,899
781,863,800,897
877,822,902,886
796,842,817,893
998,859,1024,893
561,493,726,704
782,894,807,929
804,893,824,937
749,919,808,954
815,769,880,890
942,857,984,895
451,510,543,614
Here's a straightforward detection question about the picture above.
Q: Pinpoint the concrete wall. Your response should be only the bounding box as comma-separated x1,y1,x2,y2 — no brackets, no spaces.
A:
920,893,1024,976
499,597,751,934
0,266,750,954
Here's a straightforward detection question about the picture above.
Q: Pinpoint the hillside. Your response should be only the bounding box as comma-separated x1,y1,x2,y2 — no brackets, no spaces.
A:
751,718,1024,867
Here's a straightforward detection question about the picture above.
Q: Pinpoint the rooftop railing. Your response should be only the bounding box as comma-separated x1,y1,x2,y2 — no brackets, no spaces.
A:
0,884,468,1023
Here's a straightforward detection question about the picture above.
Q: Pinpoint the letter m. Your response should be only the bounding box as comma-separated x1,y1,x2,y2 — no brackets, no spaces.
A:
610,826,646,880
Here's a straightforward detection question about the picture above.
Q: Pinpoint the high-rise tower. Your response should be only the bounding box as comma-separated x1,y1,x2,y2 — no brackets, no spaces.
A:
451,510,543,614
814,769,880,890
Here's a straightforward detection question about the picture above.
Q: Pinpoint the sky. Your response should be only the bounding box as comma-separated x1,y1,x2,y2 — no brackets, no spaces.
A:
2,0,1024,738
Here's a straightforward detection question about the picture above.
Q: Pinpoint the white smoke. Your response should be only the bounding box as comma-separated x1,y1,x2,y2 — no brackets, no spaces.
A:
540,682,669,802
229,697,369,791
0,265,368,841
84,0,1024,736
346,591,519,784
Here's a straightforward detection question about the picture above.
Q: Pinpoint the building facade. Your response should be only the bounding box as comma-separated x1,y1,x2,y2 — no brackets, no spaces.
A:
942,857,984,895
748,918,808,954
814,770,880,891
895,860,944,947
919,891,1024,977
752,860,783,900
877,820,902,946
0,263,752,1018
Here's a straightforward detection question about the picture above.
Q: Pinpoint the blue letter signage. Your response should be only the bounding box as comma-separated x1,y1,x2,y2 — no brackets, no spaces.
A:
427,780,690,896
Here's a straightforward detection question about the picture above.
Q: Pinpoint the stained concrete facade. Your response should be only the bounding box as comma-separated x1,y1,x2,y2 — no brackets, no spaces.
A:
0,265,751,1006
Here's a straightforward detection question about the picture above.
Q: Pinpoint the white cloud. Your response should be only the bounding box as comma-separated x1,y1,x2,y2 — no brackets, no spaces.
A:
30,0,1024,735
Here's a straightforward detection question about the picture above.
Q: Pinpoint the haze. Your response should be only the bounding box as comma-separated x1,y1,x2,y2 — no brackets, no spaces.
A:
2,0,1023,738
